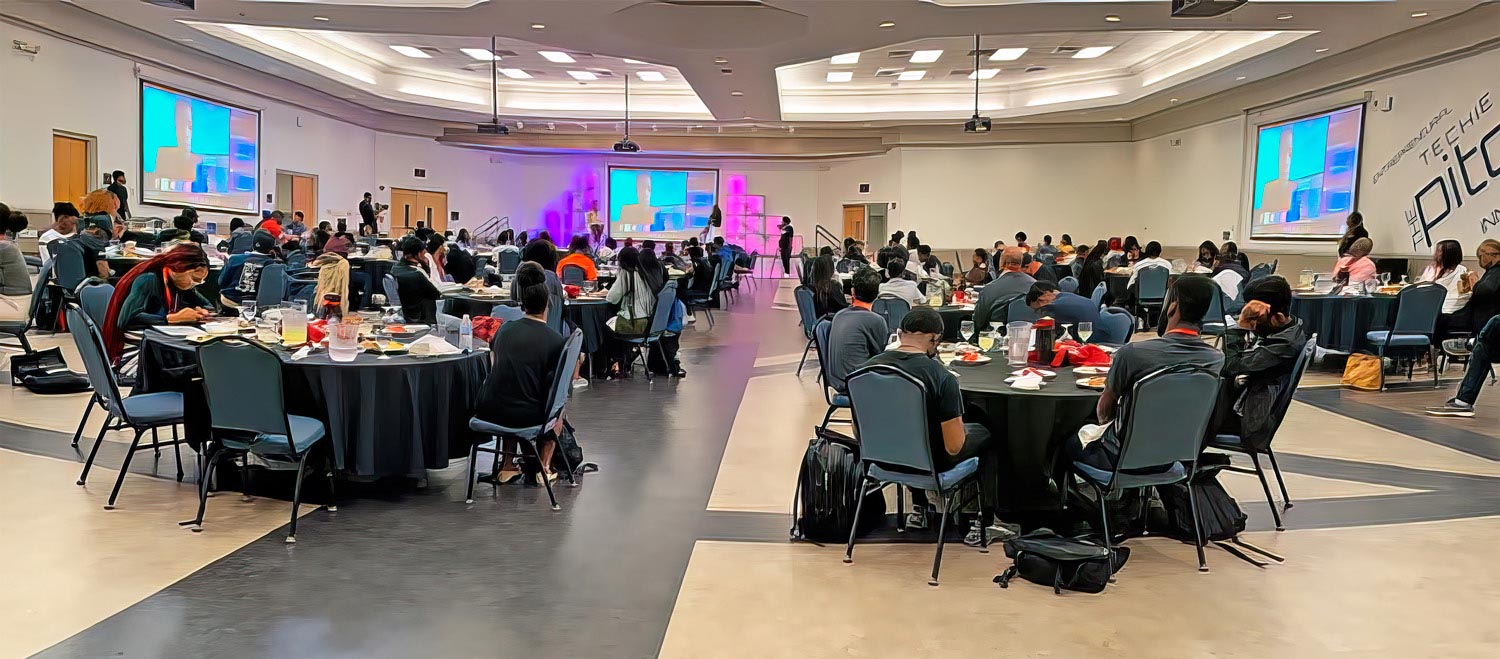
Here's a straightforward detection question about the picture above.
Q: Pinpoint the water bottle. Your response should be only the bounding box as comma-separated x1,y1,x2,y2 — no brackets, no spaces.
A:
459,314,473,352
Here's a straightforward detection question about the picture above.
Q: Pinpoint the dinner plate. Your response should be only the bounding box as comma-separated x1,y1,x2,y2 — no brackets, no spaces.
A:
951,355,993,366
1075,378,1106,390
1073,366,1110,376
1010,368,1056,379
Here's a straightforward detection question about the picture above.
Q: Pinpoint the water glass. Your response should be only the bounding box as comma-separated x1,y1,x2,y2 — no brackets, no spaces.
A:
255,319,279,343
240,302,257,323
960,320,975,340
1006,321,1033,366
329,319,361,362
1078,321,1094,344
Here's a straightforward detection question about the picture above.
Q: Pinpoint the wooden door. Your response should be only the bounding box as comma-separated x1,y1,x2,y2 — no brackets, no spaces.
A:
290,174,317,223
52,134,89,205
389,188,418,235
389,188,448,235
418,190,448,234
842,205,866,243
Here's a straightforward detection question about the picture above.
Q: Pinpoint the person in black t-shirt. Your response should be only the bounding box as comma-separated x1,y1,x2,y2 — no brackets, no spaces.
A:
390,235,441,324
475,263,567,483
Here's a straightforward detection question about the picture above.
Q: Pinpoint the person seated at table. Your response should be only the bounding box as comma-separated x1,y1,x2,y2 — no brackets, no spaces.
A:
1452,240,1500,335
323,229,354,257
837,243,867,273
51,213,114,284
1036,235,1059,261
101,244,214,361
0,206,31,323
879,259,926,307
217,230,279,309
1211,248,1249,281
1014,231,1030,252
508,238,563,303
491,229,520,258
827,269,888,392
557,235,599,281
856,305,991,483
475,262,568,483
391,235,443,325
1022,252,1059,286
1332,237,1378,287
1103,237,1124,265
309,252,354,317
420,233,450,285
604,247,655,379
1026,281,1119,343
1127,241,1172,288
156,215,199,245
961,248,993,286
1068,276,1224,472
1208,275,1308,439
1418,239,1471,339
1058,234,1076,256
661,241,689,271
681,245,715,303
1427,315,1500,418
596,237,617,263
808,255,848,319
1195,241,1219,273
1077,240,1109,302
971,248,1035,338
638,247,668,293
444,237,476,285
915,244,941,276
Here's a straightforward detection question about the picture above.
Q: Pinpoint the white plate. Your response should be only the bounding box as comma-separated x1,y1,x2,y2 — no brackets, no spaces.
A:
951,355,993,366
1073,366,1110,376
1075,378,1106,390
1010,368,1056,379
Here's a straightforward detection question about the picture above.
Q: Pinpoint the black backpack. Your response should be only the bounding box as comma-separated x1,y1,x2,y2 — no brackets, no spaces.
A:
10,347,91,395
1156,470,1246,543
791,429,886,542
995,528,1129,594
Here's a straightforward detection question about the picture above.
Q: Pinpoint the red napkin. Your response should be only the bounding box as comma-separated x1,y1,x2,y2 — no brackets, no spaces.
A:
471,315,504,343
1049,342,1112,367
563,284,582,299
307,319,328,344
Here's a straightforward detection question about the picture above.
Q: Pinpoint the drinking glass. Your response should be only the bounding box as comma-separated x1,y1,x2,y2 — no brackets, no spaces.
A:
960,320,975,341
1078,321,1093,344
1060,323,1074,342
239,302,257,323
1378,272,1391,287
329,319,361,362
281,300,308,314
977,333,995,353
255,319,279,343
1006,321,1033,366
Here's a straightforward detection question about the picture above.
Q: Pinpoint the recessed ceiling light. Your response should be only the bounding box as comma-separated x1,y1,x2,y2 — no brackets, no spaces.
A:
622,58,646,64
460,48,498,61
826,71,853,82
1411,11,1429,18
637,71,666,82
897,70,926,81
1236,76,1246,80
968,69,999,80
1315,48,1329,53
499,68,532,79
730,90,744,96
989,47,1027,61
389,45,431,59
567,70,597,80
313,16,330,22
878,21,896,29
1104,15,1121,23
1170,98,1179,103
1072,46,1113,59
1114,117,1126,121
177,37,194,42
830,52,860,65
530,23,546,30
714,57,729,65
909,50,942,63
1276,13,1293,21
539,51,575,63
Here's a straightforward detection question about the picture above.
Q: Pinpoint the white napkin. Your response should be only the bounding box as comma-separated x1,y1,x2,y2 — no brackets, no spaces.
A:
1009,374,1044,390
1078,423,1108,446
408,335,460,356
291,345,313,360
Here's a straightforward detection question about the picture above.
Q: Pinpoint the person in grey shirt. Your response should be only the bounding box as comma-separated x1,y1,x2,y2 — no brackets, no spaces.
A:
1069,276,1225,472
970,247,1035,339
827,268,888,393
878,258,926,307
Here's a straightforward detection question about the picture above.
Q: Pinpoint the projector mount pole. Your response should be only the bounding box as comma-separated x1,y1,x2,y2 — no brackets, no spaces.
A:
490,35,499,128
972,33,980,119
623,74,631,142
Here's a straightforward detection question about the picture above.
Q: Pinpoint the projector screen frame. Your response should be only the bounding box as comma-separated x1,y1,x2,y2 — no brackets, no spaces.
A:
1244,100,1368,242
605,165,721,240
137,79,263,215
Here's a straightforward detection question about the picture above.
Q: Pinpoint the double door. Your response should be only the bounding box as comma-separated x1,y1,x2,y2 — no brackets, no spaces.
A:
389,188,448,236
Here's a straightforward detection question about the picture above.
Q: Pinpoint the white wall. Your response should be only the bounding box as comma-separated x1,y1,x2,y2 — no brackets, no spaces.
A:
1133,117,1245,248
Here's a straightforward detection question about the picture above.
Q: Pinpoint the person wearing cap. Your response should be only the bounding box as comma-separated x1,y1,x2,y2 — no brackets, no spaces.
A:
217,230,281,308
38,202,80,262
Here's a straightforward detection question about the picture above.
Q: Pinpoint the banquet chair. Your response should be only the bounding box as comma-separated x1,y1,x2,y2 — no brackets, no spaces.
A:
1206,334,1316,531
284,249,308,272
870,297,910,335
618,282,678,381
1061,364,1221,572
1006,296,1038,324
715,258,738,306
812,319,850,433
940,262,955,278
473,255,490,276
738,252,759,291
1247,263,1272,282
1090,283,1106,309
52,246,89,293
685,264,721,328
1059,276,1079,294
560,264,588,286
382,274,402,307
1095,306,1135,346
68,281,122,448
490,304,525,322
496,250,522,274
842,364,983,586
1367,282,1446,390
546,294,565,334
66,305,189,509
1134,266,1169,330
466,329,585,509
186,336,333,543
0,256,54,353
1200,288,1230,346
255,264,288,309
1072,260,1084,279
794,285,819,376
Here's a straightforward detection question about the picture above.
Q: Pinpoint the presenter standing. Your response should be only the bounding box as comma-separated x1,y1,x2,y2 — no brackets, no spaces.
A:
778,216,794,276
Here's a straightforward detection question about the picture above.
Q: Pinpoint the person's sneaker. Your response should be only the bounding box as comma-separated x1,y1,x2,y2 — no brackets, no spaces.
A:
1442,338,1473,357
571,377,589,390
1425,398,1475,417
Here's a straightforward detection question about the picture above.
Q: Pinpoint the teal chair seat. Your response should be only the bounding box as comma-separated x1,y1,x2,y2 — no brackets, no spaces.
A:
220,414,327,455
830,393,850,407
1365,330,1430,348
869,456,978,492
119,392,186,425
468,416,546,439
1072,460,1185,490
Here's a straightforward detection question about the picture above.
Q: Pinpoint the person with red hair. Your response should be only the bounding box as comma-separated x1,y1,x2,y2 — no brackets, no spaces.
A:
101,244,213,361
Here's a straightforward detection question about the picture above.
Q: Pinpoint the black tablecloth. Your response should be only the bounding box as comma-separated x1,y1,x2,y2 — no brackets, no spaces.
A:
442,290,513,317
1290,294,1398,353
937,305,976,341
564,298,611,356
137,330,489,477
956,361,1101,520
1050,264,1074,282
349,257,395,290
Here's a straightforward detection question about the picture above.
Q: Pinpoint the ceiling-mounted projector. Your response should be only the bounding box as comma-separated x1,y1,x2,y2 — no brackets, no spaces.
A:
1171,0,1247,17
140,0,197,9
613,138,641,153
477,123,509,135
963,114,992,133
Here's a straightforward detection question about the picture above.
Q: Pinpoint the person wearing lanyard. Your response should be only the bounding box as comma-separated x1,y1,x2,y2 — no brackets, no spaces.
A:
100,244,214,362
1067,276,1224,473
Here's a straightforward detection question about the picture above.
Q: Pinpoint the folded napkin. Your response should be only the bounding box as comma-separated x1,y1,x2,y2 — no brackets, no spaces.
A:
1009,374,1044,390
1078,423,1108,446
408,335,461,356
291,345,314,361
1050,342,1113,368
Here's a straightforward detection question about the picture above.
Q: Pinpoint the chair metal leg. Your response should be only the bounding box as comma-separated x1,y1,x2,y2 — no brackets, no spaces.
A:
1094,482,1114,577
797,337,814,376
929,492,951,586
182,446,221,531
1186,478,1208,572
464,439,480,504
151,427,161,459
525,439,560,510
171,424,184,482
1266,449,1292,508
286,454,308,543
71,398,95,449
325,454,338,512
818,405,835,433
105,428,145,509
896,485,906,533
1431,346,1440,388
1249,453,1283,530
640,346,653,382
78,415,113,485
843,467,870,563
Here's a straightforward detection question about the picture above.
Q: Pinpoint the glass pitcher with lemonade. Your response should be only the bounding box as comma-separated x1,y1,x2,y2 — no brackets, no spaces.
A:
280,304,308,345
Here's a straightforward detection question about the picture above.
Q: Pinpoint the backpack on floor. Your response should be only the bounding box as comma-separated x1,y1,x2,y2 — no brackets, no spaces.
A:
1155,470,1246,543
551,419,597,475
995,528,1129,595
791,429,886,542
9,347,91,394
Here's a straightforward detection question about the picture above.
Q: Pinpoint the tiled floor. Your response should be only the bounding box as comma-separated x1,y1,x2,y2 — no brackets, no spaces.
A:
2,278,1497,658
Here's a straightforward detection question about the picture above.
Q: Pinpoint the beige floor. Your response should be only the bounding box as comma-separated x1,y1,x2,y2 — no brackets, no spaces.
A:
0,448,314,659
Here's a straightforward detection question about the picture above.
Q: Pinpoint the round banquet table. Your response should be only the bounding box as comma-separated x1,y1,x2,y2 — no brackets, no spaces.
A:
563,298,612,376
1290,293,1398,353
136,329,490,477
1049,263,1074,282
954,359,1102,523
936,305,976,341
442,289,514,317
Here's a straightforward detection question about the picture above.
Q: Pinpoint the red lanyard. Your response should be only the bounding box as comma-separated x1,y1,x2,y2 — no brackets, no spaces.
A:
162,272,175,311
1165,328,1200,337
